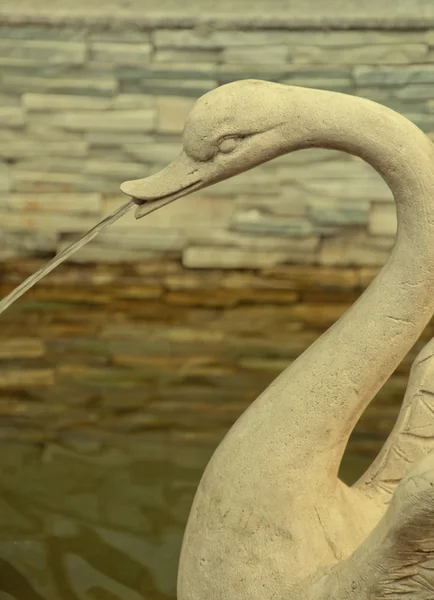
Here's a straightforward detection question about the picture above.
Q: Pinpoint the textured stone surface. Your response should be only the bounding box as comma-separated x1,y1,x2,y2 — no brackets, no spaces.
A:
291,43,428,65
84,132,154,147
14,156,85,173
3,192,102,214
22,93,112,111
0,22,432,270
297,177,392,202
354,65,434,86
155,29,290,49
124,141,181,164
319,231,393,266
0,140,89,159
11,170,84,192
90,42,152,64
0,231,57,257
183,246,316,268
0,106,25,127
131,78,216,97
222,45,289,65
156,96,196,134
53,109,155,132
230,209,315,236
84,159,146,179
154,48,220,63
286,31,428,46
0,0,434,29
0,39,86,64
2,73,118,95
185,228,320,252
111,93,155,110
0,211,98,232
395,85,434,100
308,198,370,226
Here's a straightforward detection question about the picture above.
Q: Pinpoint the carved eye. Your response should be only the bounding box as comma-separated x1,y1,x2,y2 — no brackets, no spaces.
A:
218,136,244,154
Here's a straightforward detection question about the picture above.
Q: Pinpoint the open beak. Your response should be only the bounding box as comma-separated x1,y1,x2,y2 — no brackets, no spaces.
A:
120,151,205,219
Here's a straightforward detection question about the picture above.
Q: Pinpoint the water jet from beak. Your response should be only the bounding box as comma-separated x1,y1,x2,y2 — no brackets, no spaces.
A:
0,199,137,316
0,153,204,315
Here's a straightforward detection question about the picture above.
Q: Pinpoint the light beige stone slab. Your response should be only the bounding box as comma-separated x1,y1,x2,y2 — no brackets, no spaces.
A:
123,141,181,163
154,49,220,63
111,94,155,110
84,159,146,180
0,230,57,257
22,93,112,111
0,39,86,65
0,210,97,233
53,110,155,132
319,231,393,266
14,157,84,173
3,193,101,215
183,246,314,268
291,43,428,65
105,192,233,229
0,106,25,127
298,177,392,201
90,42,151,64
2,73,118,96
354,64,434,86
222,45,288,65
0,140,88,159
11,170,83,192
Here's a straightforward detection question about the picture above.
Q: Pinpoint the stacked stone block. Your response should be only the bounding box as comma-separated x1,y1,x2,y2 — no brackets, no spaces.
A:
1,25,433,268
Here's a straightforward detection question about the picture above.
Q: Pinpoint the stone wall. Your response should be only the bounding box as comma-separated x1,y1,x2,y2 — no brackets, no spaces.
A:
1,22,434,268
0,259,428,454
1,15,433,447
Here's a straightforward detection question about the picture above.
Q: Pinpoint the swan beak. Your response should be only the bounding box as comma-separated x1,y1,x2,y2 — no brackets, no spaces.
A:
120,152,203,220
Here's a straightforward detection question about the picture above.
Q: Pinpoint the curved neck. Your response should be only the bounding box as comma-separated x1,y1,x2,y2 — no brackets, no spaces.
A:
248,89,434,484
290,88,434,241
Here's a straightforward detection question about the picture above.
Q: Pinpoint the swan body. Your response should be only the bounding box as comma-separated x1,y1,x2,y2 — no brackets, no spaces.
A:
122,81,434,599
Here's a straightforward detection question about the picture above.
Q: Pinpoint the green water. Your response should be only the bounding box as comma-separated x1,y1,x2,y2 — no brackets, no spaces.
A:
0,257,412,599
0,429,374,600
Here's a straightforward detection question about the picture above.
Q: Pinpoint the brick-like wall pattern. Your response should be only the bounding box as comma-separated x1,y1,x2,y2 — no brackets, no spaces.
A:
1,26,433,268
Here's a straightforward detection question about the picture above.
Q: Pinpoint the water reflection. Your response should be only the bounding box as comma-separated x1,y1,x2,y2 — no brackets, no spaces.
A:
0,433,212,599
0,430,376,600
0,258,414,598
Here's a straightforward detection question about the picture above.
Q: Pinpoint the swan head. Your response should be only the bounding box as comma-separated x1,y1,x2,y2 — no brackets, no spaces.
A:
120,79,296,218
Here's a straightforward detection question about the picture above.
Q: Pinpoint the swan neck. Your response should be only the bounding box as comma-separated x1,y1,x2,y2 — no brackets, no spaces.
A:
292,90,434,235
255,89,434,478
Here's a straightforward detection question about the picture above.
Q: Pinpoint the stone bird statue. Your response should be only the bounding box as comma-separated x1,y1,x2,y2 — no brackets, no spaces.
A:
122,80,434,599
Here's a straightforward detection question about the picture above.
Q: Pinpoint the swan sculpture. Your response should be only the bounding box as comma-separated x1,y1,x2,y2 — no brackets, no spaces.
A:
121,80,434,599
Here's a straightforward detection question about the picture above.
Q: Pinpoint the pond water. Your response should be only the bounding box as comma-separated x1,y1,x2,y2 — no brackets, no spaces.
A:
0,260,416,599
0,426,380,600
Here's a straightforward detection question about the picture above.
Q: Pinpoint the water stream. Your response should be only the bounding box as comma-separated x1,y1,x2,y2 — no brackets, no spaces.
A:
0,200,136,316
0,195,181,317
